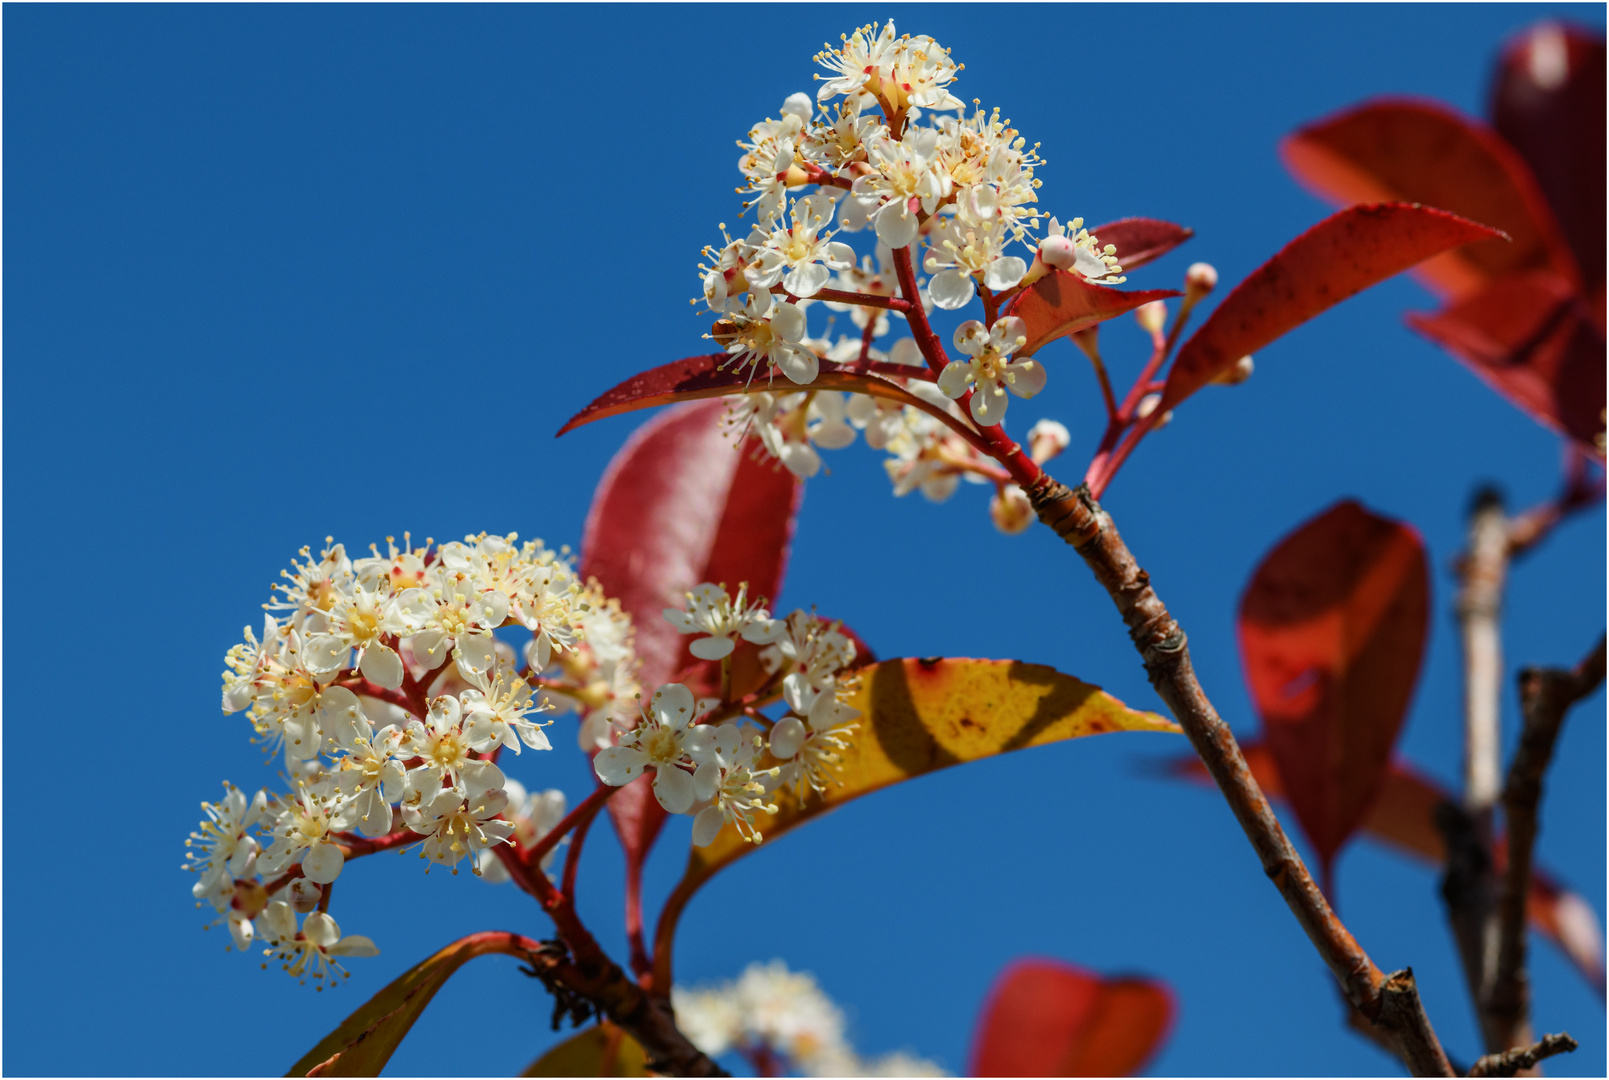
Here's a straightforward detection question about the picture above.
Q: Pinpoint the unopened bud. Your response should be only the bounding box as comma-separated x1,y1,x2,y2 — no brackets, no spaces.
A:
781,92,814,122
1134,300,1168,336
990,485,1034,534
1027,419,1071,464
1039,234,1077,271
1211,354,1255,385
288,877,323,914
1184,262,1218,304
1135,393,1173,429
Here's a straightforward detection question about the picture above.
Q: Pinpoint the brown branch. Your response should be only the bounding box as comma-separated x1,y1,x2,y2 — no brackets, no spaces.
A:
1468,1033,1580,1077
1025,477,1454,1077
1486,636,1607,1051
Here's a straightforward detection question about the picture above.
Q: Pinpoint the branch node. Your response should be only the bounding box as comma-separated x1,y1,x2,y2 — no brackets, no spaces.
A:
1468,1033,1579,1077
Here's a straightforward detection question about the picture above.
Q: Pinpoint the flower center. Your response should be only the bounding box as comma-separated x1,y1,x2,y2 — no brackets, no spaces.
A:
642,727,681,766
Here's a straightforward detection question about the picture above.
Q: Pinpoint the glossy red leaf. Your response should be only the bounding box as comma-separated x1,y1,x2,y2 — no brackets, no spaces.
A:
1281,100,1574,299
558,354,940,436
580,399,801,873
1002,270,1179,359
1090,217,1194,271
1237,500,1429,880
1160,203,1506,410
1407,270,1606,455
1491,24,1607,323
969,959,1173,1077
1164,744,1606,994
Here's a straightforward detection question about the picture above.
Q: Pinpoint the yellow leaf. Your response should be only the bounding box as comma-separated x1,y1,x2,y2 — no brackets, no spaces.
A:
287,931,540,1077
653,658,1179,984
521,1023,648,1077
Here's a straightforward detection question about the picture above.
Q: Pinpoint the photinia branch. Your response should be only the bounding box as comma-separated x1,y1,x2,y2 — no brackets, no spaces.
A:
1468,1032,1580,1077
1486,636,1606,1053
1024,478,1455,1076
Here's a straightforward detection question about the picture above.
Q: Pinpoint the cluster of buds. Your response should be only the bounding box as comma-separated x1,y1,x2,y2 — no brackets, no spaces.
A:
592,584,863,846
185,533,642,983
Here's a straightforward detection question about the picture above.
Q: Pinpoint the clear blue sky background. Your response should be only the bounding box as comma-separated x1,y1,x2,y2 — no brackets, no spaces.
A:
5,4,1604,1076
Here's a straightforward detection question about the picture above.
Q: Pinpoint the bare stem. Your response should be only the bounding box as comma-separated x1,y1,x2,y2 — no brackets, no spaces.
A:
1025,477,1454,1076
1469,1033,1580,1077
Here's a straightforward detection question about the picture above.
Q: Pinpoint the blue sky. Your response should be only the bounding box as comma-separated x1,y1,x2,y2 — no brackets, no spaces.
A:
5,4,1603,1076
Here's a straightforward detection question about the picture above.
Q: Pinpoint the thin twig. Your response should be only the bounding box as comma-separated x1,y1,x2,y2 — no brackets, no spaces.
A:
1486,637,1607,1050
1025,478,1454,1076
1468,1033,1580,1077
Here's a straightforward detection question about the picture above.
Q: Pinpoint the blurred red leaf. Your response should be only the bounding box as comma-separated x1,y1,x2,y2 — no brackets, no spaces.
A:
969,959,1173,1077
1163,744,1606,994
1090,217,1194,271
1491,24,1607,324
557,354,943,436
580,399,801,872
1407,270,1606,455
1237,500,1430,880
1281,100,1575,299
1160,203,1505,410
1002,271,1179,359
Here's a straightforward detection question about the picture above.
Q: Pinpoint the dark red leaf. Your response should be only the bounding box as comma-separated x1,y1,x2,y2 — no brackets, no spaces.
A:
1163,744,1605,994
580,399,801,871
1089,217,1195,271
1237,500,1430,878
1160,203,1507,410
1407,270,1606,455
969,959,1173,1077
558,354,941,436
1281,101,1574,298
1002,270,1179,359
1491,24,1607,323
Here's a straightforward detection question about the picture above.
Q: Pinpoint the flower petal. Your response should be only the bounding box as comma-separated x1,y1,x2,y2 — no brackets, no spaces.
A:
653,765,696,814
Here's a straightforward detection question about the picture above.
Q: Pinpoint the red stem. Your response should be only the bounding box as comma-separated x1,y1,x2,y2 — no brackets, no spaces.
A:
561,803,599,903
626,861,652,981
335,677,420,717
524,783,618,869
772,284,910,312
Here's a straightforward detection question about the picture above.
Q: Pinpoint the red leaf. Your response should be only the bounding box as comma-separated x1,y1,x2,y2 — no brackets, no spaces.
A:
969,959,1173,1077
1163,745,1606,994
1160,203,1506,410
1090,217,1194,271
1281,101,1574,299
1407,270,1606,455
1002,270,1179,359
1491,24,1607,324
1237,500,1430,878
580,399,801,869
557,354,941,436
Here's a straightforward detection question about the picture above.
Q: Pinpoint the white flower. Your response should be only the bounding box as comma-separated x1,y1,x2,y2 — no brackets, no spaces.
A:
461,670,553,755
331,725,407,839
260,903,380,984
302,583,408,690
400,760,514,873
745,193,856,299
937,317,1044,426
674,961,853,1071
814,22,962,114
690,727,777,847
769,681,860,797
257,784,358,885
1039,216,1125,284
923,217,1027,310
664,582,784,661
760,611,859,694
712,288,820,386
391,574,508,678
1026,418,1071,463
184,782,269,895
195,874,271,951
593,683,708,814
852,127,947,249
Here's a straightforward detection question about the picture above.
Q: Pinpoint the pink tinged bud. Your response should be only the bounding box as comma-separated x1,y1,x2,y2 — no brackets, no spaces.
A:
1135,300,1168,336
1184,262,1218,303
990,485,1034,535
288,877,322,914
1039,234,1077,271
1136,393,1174,429
1027,419,1070,464
1211,354,1255,385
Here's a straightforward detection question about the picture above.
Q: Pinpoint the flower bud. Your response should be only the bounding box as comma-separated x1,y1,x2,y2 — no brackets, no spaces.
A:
1039,234,1077,271
288,877,323,914
1135,393,1173,429
1134,300,1168,336
990,485,1034,534
1211,354,1255,385
1184,262,1217,305
1027,419,1070,463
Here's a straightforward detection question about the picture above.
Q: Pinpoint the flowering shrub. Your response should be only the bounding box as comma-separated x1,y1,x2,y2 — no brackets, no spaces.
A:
185,19,1602,1078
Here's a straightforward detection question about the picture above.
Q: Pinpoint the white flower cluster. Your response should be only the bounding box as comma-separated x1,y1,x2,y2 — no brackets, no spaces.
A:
188,533,636,983
675,960,948,1077
698,20,1122,401
593,585,863,847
